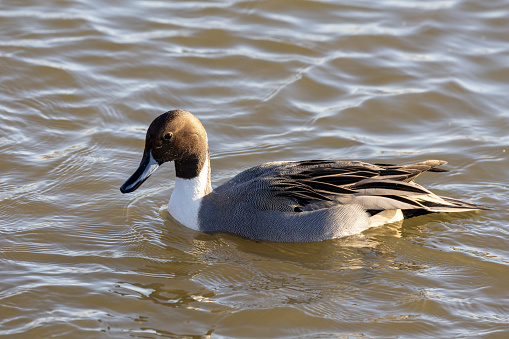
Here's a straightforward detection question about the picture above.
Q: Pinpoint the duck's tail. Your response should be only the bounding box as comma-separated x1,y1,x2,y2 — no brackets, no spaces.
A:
422,195,491,213
381,160,491,212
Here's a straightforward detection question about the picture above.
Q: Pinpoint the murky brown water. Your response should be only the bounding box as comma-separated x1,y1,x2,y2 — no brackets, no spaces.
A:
1,0,508,337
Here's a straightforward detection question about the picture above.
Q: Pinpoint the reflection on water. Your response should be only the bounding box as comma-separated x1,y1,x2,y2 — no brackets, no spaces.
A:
1,0,508,337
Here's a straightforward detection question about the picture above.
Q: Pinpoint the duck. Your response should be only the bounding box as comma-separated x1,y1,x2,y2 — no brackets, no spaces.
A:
120,109,489,242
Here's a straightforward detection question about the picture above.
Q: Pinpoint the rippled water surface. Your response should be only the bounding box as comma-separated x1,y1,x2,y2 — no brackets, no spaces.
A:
1,0,508,337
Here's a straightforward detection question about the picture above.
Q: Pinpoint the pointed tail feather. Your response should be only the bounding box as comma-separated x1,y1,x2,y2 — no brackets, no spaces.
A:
421,195,491,213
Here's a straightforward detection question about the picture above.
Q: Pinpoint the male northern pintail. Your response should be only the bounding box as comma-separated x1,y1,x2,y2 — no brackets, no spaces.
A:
120,110,489,242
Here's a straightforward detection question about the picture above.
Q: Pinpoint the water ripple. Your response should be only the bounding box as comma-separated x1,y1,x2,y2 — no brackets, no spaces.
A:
1,0,508,337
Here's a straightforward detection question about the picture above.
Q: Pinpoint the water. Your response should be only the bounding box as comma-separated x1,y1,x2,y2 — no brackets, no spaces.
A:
1,0,508,337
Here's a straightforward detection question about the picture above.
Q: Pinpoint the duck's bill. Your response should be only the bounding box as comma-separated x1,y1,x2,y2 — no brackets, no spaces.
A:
120,149,160,193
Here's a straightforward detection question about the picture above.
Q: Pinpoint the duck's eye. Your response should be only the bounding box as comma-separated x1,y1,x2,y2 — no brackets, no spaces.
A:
164,132,173,140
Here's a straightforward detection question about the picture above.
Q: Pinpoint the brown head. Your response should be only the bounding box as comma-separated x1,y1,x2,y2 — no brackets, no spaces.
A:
120,110,209,193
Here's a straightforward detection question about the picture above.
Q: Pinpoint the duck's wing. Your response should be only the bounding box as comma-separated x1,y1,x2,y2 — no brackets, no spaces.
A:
271,160,489,213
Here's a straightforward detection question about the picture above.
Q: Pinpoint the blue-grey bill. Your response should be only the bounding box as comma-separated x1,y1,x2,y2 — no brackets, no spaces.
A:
120,150,160,193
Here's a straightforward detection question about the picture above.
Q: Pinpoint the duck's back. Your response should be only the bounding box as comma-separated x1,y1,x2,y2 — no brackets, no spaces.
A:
196,159,488,242
198,160,375,241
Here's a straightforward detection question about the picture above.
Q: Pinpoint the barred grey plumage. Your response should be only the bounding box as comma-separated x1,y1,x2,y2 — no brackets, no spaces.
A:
198,160,488,241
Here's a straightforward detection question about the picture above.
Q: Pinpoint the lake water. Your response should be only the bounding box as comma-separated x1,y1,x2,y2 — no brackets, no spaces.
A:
1,0,508,337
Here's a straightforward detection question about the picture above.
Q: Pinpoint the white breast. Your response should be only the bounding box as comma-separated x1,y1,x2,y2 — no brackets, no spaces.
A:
167,158,210,230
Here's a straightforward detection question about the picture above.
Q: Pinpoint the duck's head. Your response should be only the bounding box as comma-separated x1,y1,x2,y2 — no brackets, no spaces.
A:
120,109,208,193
